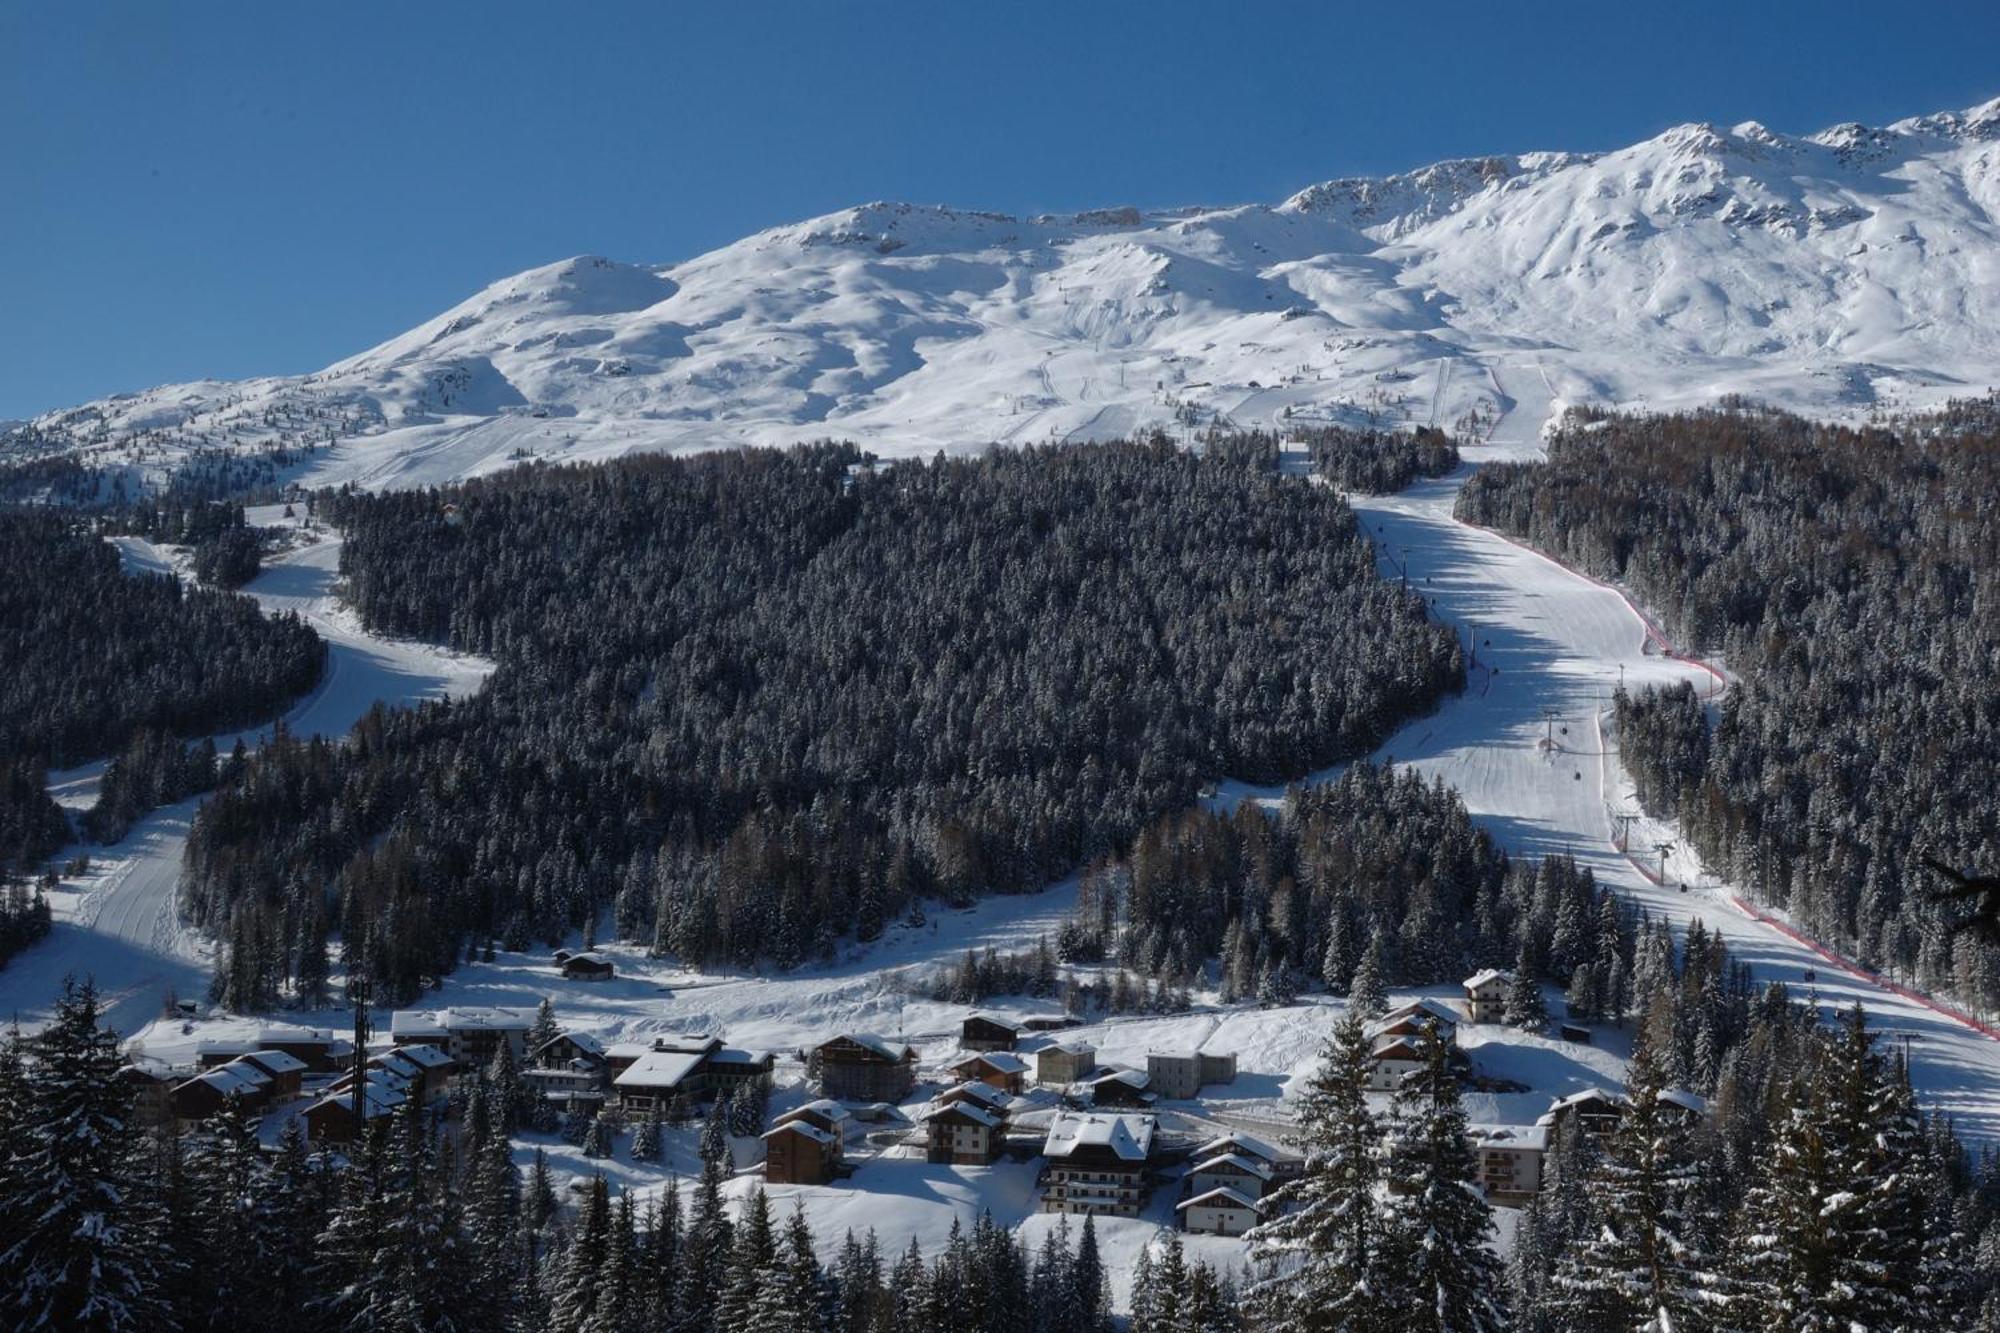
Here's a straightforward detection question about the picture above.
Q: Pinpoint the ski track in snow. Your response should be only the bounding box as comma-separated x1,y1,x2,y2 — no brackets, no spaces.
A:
0,518,492,1037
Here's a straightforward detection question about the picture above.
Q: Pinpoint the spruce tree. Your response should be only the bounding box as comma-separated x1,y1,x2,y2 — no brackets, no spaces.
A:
1380,1018,1506,1333
0,978,176,1333
1350,932,1390,1020
1246,1012,1388,1331
1548,1042,1715,1331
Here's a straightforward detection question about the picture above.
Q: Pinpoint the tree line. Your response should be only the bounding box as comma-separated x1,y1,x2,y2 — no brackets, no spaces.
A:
1457,402,2000,1012
185,437,1464,1004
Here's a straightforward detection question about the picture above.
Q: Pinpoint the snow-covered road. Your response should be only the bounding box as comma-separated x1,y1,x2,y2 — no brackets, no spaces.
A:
0,524,492,1037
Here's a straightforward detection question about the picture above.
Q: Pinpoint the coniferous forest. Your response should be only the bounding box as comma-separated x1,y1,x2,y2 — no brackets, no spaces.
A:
185,438,1465,1004
0,510,323,877
1457,402,2000,1010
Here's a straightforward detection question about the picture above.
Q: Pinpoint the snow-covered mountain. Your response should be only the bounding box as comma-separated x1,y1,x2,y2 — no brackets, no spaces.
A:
11,95,2000,492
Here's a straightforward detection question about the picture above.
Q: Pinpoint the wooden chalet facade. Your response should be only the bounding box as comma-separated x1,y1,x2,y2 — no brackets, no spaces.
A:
960,1015,1022,1052
560,953,616,981
812,1034,917,1102
763,1118,839,1185
947,1050,1028,1095
1040,1113,1156,1217
926,1100,1005,1165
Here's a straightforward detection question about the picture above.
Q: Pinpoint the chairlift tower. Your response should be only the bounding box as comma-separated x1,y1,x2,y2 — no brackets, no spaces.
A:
1653,840,1676,881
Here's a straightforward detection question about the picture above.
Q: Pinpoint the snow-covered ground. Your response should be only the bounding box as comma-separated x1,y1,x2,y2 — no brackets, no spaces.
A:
0,518,492,1036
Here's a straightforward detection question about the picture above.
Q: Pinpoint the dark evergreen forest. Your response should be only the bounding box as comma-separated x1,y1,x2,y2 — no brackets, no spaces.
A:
1457,401,2000,1009
185,438,1465,1004
0,510,323,875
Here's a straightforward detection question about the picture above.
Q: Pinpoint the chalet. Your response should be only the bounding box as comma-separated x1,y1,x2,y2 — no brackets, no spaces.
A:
1367,999,1460,1047
524,1060,609,1109
303,1083,406,1143
613,1048,710,1114
812,1034,917,1103
1463,969,1513,1024
196,1025,349,1073
1185,1151,1274,1201
239,1048,307,1100
1536,1089,1627,1137
1040,1113,1156,1216
168,1060,271,1122
606,1034,719,1078
1146,1049,1237,1099
1469,1124,1548,1205
1194,1130,1304,1183
775,1098,852,1140
1035,1041,1096,1086
763,1118,839,1185
948,1050,1028,1095
1364,1035,1428,1091
609,1035,774,1112
926,1100,1005,1165
383,1043,456,1103
1086,1068,1155,1109
1178,1187,1265,1236
560,953,616,981
119,1063,176,1127
389,1007,535,1069
936,1080,1012,1118
534,1030,607,1070
703,1045,776,1095
961,1014,1023,1052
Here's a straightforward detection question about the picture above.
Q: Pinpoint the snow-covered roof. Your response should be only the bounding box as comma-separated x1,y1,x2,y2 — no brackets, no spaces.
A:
393,1043,454,1070
373,1052,421,1079
780,1098,852,1123
313,1085,404,1120
1045,1113,1155,1162
929,1101,1003,1129
1367,998,1459,1036
1177,1187,1262,1213
1536,1088,1626,1125
1469,1124,1550,1152
436,1006,535,1031
1463,968,1514,990
1368,1037,1425,1061
940,1080,1010,1108
1040,1040,1095,1057
823,1033,914,1062
1195,1131,1283,1163
613,1050,706,1089
952,1050,1028,1075
1091,1068,1149,1089
241,1048,307,1076
190,1065,263,1097
708,1047,771,1066
1660,1088,1708,1115
1189,1152,1273,1181
964,1013,1022,1031
541,1030,605,1057
763,1119,835,1145
607,1034,719,1059
389,1011,448,1039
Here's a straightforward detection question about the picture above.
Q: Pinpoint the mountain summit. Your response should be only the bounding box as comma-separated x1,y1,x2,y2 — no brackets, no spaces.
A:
10,95,2000,493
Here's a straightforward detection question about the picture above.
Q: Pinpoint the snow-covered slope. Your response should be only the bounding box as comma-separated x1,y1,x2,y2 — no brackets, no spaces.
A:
10,96,1999,492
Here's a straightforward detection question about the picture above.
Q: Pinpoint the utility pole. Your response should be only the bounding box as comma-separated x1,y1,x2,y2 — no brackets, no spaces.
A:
1611,811,1638,852
1541,707,1560,752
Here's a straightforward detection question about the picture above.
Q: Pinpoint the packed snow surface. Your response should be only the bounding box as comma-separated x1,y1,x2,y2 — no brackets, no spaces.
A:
8,97,1999,492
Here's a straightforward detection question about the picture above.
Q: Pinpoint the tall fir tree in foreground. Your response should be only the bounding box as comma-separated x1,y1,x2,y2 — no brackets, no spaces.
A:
1381,1017,1508,1333
1247,1011,1390,1331
1546,1040,1717,1331
0,977,177,1333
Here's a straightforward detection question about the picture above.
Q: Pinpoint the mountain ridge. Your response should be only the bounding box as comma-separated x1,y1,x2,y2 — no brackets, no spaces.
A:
9,93,1999,495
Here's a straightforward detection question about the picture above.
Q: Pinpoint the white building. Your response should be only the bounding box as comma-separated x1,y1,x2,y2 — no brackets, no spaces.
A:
1462,969,1513,1024
1178,1186,1264,1236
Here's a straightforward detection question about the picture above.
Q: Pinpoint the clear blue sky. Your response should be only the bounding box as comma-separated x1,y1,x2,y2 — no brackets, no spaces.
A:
4,1,1996,421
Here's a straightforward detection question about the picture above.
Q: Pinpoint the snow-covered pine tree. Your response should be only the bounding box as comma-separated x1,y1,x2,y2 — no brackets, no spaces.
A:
529,995,560,1055
1246,1012,1388,1331
0,978,176,1333
582,1112,614,1158
632,1107,663,1162
717,1184,777,1333
1380,1017,1507,1333
1350,932,1390,1020
550,1173,612,1333
701,1094,730,1166
1504,948,1549,1031
1547,1040,1716,1332
1071,1212,1109,1331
